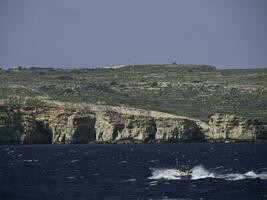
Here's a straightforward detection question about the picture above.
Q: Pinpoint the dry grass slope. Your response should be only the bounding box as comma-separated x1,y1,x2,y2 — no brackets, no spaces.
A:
0,64,266,122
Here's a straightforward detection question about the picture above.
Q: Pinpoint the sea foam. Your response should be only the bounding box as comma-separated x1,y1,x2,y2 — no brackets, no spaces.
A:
148,165,267,181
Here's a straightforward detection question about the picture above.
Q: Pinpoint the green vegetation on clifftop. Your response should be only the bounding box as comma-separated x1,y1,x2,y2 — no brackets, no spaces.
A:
0,64,266,122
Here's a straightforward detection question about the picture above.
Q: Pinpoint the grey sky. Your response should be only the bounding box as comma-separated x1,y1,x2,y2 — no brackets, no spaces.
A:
0,0,267,69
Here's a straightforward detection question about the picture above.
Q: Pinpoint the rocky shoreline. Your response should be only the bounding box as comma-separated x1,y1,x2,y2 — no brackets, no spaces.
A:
0,105,266,144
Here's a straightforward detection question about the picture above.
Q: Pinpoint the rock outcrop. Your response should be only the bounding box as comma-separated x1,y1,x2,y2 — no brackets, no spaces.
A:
47,113,96,144
207,113,267,141
0,106,266,144
155,118,203,142
0,106,52,144
0,106,205,144
0,107,23,144
95,111,157,143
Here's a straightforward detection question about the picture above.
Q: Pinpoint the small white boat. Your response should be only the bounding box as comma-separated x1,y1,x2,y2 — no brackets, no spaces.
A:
173,169,191,177
174,157,192,178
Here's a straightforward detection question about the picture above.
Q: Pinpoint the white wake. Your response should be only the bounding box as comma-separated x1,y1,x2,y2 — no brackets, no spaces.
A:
148,165,267,181
148,168,181,180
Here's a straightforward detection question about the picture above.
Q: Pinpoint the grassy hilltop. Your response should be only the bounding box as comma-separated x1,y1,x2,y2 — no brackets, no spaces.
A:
0,64,266,122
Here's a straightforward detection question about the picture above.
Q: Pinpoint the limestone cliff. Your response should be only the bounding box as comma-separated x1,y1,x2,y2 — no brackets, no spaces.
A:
0,107,23,144
155,118,203,142
94,112,156,143
0,106,266,144
0,106,205,144
0,106,51,144
45,113,96,144
207,113,267,141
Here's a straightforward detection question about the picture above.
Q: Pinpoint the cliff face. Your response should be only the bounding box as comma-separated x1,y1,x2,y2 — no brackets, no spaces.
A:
0,108,23,144
155,118,203,142
0,106,266,144
207,113,267,141
0,106,204,144
95,112,157,143
0,107,52,144
48,113,96,144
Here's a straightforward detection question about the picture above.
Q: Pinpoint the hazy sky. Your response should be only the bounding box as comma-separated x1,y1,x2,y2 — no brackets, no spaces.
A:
0,0,267,69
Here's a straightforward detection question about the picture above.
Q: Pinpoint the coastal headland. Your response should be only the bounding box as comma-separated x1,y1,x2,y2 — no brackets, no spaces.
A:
0,64,266,144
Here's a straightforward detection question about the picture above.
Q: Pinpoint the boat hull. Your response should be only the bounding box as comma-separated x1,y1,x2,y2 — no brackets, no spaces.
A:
172,169,192,179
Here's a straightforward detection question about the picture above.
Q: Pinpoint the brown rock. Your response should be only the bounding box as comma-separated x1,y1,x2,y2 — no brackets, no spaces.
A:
207,113,267,141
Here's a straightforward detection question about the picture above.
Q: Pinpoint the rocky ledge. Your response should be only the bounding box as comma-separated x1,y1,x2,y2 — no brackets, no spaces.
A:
0,105,266,144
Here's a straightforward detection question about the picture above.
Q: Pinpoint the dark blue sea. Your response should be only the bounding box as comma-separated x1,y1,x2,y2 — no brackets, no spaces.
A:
0,143,267,200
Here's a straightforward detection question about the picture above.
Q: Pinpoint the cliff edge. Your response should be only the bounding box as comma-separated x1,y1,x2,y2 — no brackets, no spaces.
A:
0,105,266,144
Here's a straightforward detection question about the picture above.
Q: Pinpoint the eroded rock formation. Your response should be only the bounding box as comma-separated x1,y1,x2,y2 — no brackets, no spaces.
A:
207,113,267,141
47,113,96,144
0,106,266,144
95,112,157,143
0,106,52,144
0,107,23,144
155,118,203,142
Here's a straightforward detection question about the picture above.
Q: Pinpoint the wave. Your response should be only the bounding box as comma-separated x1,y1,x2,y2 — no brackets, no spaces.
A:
122,178,136,183
148,168,182,180
148,165,267,181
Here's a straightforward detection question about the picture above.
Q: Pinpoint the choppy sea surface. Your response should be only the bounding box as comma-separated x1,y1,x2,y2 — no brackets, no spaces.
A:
0,143,267,200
